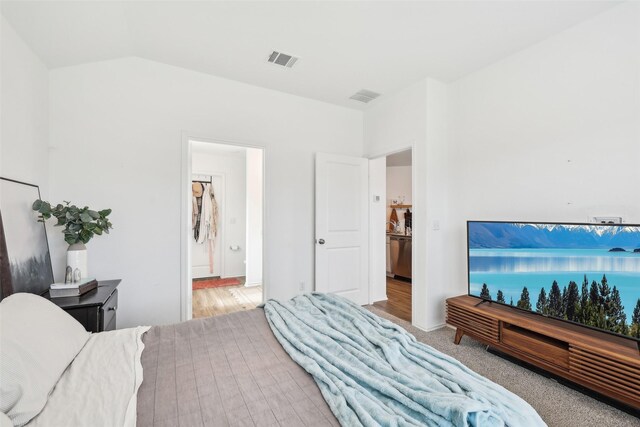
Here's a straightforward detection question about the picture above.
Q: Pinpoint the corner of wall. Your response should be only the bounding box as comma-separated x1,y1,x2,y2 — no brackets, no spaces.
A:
0,14,50,196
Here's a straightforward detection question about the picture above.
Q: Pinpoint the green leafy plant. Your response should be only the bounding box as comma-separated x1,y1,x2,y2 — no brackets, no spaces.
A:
32,200,113,245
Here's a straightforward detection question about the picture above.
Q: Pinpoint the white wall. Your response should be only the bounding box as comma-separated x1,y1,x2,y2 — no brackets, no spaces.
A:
364,80,427,157
386,166,412,205
245,147,263,286
365,2,640,331
8,2,633,333
364,78,452,331
423,78,451,329
446,1,640,298
191,148,246,279
0,16,49,195
49,57,363,327
368,156,386,303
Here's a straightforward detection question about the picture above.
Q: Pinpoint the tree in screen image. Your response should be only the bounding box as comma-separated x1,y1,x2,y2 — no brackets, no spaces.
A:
548,281,563,318
536,287,548,315
565,281,580,321
517,287,532,311
631,299,640,338
480,283,492,301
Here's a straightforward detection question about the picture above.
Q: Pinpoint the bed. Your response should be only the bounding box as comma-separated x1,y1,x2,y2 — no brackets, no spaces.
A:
0,292,546,427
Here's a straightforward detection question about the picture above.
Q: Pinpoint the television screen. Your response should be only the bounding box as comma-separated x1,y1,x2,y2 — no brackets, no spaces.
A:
467,221,640,341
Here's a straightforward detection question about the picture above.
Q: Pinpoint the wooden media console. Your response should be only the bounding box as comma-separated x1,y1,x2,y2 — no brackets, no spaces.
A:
446,295,640,410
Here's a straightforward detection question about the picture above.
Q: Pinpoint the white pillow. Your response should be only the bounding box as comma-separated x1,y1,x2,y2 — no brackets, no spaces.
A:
0,412,11,427
0,293,90,426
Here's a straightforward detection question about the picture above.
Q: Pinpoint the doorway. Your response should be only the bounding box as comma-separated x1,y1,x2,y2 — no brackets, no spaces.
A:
372,148,413,322
184,138,264,319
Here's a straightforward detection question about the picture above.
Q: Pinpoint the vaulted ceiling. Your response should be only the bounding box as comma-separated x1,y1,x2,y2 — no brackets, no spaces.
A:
1,1,620,109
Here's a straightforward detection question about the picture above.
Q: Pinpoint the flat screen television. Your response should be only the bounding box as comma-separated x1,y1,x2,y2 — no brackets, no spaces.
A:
467,221,640,342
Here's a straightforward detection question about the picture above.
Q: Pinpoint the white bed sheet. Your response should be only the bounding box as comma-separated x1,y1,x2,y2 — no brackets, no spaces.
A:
26,326,150,427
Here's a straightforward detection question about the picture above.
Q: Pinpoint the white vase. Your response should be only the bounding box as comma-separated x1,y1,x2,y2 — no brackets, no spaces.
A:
67,243,88,279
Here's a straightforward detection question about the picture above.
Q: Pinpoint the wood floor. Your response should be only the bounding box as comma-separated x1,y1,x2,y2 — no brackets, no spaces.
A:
373,276,412,322
192,278,263,318
193,276,409,320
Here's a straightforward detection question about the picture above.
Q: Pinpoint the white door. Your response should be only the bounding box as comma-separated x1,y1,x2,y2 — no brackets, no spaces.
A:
315,153,369,304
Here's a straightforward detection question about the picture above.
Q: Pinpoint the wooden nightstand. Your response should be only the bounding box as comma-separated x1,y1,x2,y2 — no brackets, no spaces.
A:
45,279,120,333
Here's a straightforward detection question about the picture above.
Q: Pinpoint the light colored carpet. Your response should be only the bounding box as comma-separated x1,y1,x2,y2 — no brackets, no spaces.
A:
366,306,639,427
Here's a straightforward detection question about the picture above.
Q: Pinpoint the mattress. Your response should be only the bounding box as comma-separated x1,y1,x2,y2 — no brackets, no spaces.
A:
136,308,339,427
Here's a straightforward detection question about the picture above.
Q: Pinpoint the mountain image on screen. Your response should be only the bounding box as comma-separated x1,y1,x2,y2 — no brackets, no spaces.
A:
467,222,640,341
468,222,640,249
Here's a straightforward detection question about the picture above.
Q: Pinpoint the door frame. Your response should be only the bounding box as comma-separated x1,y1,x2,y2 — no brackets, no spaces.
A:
367,143,416,324
180,132,266,321
190,172,226,280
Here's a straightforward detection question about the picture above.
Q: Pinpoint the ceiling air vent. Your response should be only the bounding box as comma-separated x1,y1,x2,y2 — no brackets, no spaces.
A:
267,50,299,68
349,89,381,104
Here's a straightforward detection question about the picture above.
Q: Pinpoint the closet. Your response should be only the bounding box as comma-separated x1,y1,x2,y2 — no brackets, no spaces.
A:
191,174,223,278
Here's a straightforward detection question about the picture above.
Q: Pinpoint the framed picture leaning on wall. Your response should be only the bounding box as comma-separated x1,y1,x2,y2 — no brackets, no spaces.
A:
0,177,54,300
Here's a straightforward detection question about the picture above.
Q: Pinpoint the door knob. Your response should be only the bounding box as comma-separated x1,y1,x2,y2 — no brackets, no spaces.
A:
318,239,325,245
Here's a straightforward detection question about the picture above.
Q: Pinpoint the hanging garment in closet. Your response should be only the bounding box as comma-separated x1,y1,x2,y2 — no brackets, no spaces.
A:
192,182,204,241
196,183,220,274
197,183,219,244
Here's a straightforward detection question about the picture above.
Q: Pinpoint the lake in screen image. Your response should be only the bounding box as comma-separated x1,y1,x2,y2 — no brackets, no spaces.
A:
468,222,640,340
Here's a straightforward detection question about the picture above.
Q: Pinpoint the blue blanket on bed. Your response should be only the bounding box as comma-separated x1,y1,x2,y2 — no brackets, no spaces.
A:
263,293,547,427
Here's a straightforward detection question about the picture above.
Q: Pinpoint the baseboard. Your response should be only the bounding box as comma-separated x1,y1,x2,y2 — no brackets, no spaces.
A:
425,322,446,332
244,281,261,287
192,275,220,281
412,322,446,333
192,265,220,279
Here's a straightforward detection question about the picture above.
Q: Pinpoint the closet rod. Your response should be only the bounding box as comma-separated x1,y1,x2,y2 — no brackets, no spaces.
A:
192,173,212,184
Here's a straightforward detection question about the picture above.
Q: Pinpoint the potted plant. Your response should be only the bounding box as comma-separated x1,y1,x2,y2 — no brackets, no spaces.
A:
33,200,112,279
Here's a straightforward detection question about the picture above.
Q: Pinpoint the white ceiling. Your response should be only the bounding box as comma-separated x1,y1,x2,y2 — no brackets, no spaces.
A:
1,1,621,110
387,149,412,167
